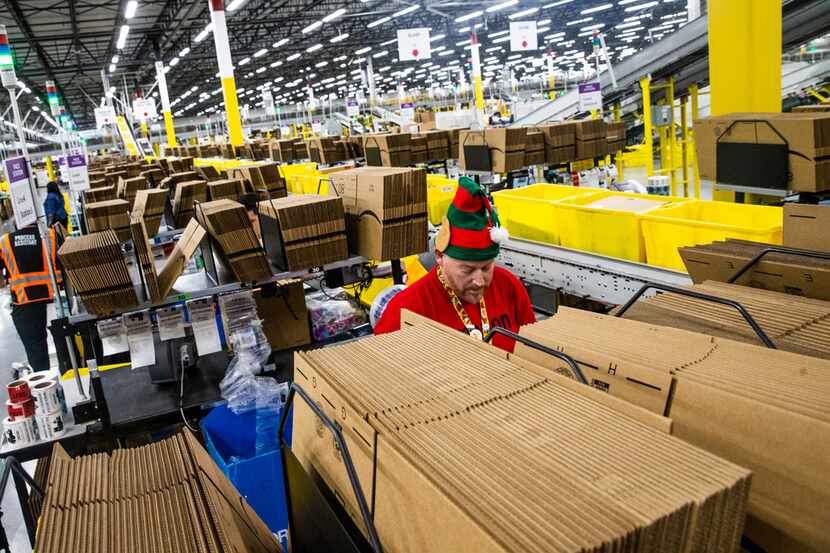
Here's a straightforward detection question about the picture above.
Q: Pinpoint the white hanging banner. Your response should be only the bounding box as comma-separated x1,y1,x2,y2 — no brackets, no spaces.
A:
397,28,431,61
346,99,360,117
132,98,158,121
578,81,603,112
262,90,275,113
66,153,90,192
4,157,36,229
400,102,415,123
510,21,538,51
94,106,116,129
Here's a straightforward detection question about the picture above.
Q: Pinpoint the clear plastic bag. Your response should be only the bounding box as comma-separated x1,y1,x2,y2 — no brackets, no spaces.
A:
307,297,368,341
220,322,273,413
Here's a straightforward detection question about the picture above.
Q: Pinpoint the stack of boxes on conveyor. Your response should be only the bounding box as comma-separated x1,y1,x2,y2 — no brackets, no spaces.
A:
458,128,527,173
131,189,168,237
409,134,428,164
362,133,411,167
84,200,131,242
574,119,607,160
292,321,752,553
606,121,627,153
195,199,272,282
227,163,287,199
424,130,450,161
34,432,282,553
329,167,427,261
270,139,298,162
517,307,830,553
524,128,546,165
58,230,138,314
306,137,350,165
207,178,246,202
257,195,349,271
694,112,830,193
172,179,207,228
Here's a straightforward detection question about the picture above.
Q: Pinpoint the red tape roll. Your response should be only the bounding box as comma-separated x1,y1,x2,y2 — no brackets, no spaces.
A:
6,398,34,420
7,380,31,403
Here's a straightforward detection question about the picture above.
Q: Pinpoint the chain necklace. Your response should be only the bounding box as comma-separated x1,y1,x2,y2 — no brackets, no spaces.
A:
436,266,490,340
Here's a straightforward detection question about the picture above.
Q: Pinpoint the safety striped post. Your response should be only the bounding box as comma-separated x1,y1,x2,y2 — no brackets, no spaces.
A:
470,30,485,128
208,0,244,149
154,61,176,147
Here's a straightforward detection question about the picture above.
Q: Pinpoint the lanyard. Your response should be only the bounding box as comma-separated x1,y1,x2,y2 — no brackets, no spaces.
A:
437,266,490,340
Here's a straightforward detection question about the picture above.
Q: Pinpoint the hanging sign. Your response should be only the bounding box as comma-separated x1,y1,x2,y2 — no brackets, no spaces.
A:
4,157,36,229
346,99,360,117
132,98,157,121
510,21,538,51
397,28,431,61
94,106,116,129
578,81,603,112
66,154,90,192
262,90,275,113
400,102,415,123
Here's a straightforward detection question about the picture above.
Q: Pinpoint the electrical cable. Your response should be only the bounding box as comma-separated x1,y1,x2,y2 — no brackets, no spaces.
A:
179,347,198,432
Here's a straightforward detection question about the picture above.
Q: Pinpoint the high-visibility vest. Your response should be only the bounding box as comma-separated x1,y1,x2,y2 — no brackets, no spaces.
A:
0,227,62,305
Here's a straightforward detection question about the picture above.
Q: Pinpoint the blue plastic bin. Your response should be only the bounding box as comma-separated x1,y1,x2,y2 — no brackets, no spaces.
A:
201,403,293,550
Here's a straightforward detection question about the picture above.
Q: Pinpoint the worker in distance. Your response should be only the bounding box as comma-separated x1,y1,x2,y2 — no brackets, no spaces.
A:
374,176,535,351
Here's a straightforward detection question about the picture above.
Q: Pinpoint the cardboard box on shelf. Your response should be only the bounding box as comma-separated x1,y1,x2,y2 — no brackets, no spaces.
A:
545,145,576,164
783,203,830,252
410,135,428,164
116,176,149,210
207,178,246,202
329,167,428,260
172,179,207,228
227,163,287,199
196,199,272,282
257,195,348,271
362,133,411,167
253,279,311,351
83,186,116,204
423,130,450,161
525,130,545,166
606,121,627,153
458,128,527,173
694,112,830,192
575,138,606,160
292,321,751,553
415,110,436,131
131,188,168,237
512,307,830,553
84,199,131,241
537,121,577,148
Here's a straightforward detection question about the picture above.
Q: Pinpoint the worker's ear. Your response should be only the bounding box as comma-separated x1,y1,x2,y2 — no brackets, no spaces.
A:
434,250,445,268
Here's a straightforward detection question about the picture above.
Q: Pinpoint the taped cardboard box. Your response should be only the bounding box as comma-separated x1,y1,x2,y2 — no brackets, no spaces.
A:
783,203,830,252
513,307,829,553
362,133,411,167
292,322,751,553
85,199,131,241
35,430,282,553
257,195,348,271
329,167,428,260
694,112,830,192
252,279,311,350
415,110,436,131
679,238,830,301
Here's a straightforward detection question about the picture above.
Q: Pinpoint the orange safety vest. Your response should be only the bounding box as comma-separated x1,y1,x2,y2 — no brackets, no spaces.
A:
0,227,62,304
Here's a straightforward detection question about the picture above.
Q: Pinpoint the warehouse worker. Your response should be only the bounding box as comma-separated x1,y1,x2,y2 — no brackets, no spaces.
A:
375,176,535,352
0,223,62,372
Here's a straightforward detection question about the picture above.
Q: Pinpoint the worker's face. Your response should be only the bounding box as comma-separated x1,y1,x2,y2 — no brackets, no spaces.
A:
436,252,495,304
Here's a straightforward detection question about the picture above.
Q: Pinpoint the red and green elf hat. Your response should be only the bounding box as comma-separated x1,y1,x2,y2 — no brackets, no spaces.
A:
437,176,509,261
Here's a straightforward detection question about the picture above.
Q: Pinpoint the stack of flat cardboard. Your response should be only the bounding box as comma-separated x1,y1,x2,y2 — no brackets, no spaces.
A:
196,199,272,282
160,170,200,191
84,199,130,242
783,203,830,252
207,178,246,202
329,167,427,260
525,129,545,165
227,163,287,199
173,180,208,228
131,189,168,237
307,137,345,165
516,307,830,553
83,186,116,204
538,122,577,164
575,119,607,160
57,230,138,314
196,165,227,182
293,322,752,553
362,133,411,167
253,279,312,351
347,135,364,158
116,176,149,210
679,238,830,300
104,170,127,188
292,140,309,160
130,216,205,302
410,134,428,164
35,431,282,553
257,195,348,271
139,167,165,187
424,130,450,161
200,144,220,158
458,128,527,172
618,280,830,359
694,112,830,192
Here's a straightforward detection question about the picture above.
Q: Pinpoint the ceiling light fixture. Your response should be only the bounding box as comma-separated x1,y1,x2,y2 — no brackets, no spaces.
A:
330,33,349,43
624,1,659,11
581,3,613,14
454,10,483,23
306,43,323,52
368,16,391,28
116,25,130,49
287,53,301,61
302,21,323,33
254,48,268,57
226,0,246,11
394,5,419,17
355,46,372,55
322,8,347,22
486,0,518,13
124,0,138,19
509,7,539,19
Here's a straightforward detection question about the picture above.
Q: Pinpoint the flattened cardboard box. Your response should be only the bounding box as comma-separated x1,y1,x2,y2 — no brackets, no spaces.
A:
252,279,311,351
783,203,830,252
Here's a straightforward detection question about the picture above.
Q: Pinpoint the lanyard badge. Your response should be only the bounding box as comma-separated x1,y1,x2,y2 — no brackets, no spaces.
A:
437,266,490,340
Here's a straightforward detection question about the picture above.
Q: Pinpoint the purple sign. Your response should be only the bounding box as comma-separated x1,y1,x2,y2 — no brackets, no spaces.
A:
67,154,86,168
4,157,29,184
578,82,601,94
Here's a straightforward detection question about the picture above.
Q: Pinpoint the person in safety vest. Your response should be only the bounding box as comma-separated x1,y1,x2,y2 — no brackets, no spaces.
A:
374,176,536,352
0,223,62,371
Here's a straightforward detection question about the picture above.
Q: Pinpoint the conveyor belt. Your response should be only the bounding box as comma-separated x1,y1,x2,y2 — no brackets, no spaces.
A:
498,238,692,306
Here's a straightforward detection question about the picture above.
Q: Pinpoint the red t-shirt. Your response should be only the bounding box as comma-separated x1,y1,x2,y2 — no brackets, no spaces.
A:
374,266,536,352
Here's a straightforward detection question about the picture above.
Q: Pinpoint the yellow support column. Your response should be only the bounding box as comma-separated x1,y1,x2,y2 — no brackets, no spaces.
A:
546,52,556,100
155,60,176,148
471,31,485,126
680,94,689,197
614,102,624,180
209,0,244,148
45,156,56,181
640,77,654,177
690,83,701,198
666,77,677,196
709,0,781,115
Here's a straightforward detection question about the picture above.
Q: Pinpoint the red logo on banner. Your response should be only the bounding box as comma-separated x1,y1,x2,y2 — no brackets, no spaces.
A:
412,49,419,57
522,40,528,48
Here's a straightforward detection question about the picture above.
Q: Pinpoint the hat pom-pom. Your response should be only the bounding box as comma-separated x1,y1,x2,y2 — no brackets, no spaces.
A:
490,225,509,245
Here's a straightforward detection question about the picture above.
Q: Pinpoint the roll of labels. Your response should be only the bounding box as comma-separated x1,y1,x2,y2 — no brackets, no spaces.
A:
3,374,67,446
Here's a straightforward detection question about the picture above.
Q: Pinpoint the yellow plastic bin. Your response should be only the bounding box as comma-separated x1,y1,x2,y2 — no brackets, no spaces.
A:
427,183,456,225
641,201,783,271
556,191,690,262
492,184,603,245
